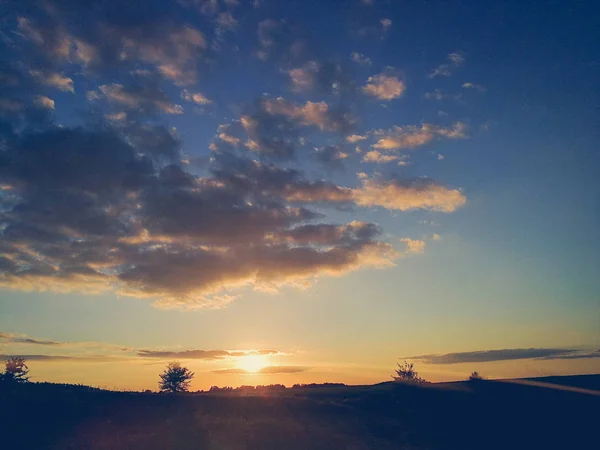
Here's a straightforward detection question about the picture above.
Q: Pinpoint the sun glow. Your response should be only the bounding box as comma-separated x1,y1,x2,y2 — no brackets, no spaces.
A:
237,355,269,373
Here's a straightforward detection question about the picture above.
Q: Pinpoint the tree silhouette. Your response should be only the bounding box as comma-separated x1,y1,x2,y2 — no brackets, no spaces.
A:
158,361,194,393
1,356,30,383
392,361,427,383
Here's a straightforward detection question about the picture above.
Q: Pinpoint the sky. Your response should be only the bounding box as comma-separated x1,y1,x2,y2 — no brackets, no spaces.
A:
0,0,599,391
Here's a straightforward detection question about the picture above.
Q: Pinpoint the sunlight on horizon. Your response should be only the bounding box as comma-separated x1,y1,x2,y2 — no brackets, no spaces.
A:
237,355,270,373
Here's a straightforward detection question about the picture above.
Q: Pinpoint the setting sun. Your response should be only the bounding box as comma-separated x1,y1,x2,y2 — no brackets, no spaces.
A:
237,355,269,373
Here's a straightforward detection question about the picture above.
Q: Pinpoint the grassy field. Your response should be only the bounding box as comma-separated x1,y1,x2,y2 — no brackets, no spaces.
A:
1,375,598,450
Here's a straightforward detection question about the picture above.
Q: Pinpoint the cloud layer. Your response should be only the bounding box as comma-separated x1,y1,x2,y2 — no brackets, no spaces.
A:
0,0,471,308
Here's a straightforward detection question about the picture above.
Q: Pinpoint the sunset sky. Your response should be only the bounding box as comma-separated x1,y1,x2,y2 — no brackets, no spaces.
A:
0,0,599,391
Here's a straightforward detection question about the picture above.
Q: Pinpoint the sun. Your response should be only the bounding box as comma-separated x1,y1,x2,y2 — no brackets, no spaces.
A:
237,355,268,373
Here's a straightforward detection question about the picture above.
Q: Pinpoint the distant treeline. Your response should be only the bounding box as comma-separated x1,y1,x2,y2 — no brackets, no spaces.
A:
206,382,346,393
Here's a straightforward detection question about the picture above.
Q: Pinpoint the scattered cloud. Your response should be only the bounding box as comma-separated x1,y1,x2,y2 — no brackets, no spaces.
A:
362,74,405,100
182,89,212,105
347,134,367,143
424,89,461,101
96,83,184,115
373,122,467,150
400,238,425,254
380,18,392,32
362,150,398,163
137,349,280,360
353,177,466,212
350,52,372,65
29,70,74,92
429,52,464,78
462,82,486,93
34,96,55,110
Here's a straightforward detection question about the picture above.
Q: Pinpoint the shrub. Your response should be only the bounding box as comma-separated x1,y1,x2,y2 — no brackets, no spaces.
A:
469,371,484,381
392,361,428,383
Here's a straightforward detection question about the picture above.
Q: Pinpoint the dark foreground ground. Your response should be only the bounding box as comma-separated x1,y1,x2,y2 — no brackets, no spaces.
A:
1,374,598,450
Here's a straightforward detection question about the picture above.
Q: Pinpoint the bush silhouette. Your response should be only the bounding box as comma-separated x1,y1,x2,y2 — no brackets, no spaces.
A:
469,371,484,381
0,356,30,384
158,361,194,393
392,361,428,383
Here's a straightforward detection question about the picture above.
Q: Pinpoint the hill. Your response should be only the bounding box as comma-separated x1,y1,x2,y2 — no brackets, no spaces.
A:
1,374,598,449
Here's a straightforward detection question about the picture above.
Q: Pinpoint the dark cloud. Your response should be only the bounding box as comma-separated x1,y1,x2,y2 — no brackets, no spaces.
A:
257,19,309,63
314,145,348,171
92,82,184,116
405,348,600,364
12,0,206,84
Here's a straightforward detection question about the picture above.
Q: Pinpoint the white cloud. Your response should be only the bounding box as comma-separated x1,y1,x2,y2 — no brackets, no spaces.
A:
400,238,426,254
347,134,367,143
362,74,405,100
362,150,398,163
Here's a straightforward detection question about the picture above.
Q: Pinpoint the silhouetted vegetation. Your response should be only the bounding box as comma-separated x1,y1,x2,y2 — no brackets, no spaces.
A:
469,371,484,381
392,361,428,383
158,361,194,393
0,356,29,384
1,375,598,450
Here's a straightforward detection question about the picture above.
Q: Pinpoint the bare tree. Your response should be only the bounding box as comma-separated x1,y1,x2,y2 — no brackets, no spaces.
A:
1,356,30,383
392,361,427,383
158,361,194,393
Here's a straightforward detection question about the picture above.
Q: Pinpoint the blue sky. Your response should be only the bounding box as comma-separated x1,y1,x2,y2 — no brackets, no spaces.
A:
0,0,599,389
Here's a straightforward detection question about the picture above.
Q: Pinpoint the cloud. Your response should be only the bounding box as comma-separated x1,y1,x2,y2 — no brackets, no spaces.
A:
314,146,348,170
0,332,60,346
362,150,398,163
400,238,425,254
347,134,367,143
96,83,184,115
353,177,466,212
137,349,280,360
0,3,470,309
181,89,212,105
429,52,464,78
272,173,466,213
373,122,467,150
34,96,55,110
424,89,461,101
462,82,486,93
216,12,238,30
287,60,354,96
15,2,206,85
405,348,600,364
257,19,307,62
29,70,74,92
362,74,405,100
213,366,309,374
0,354,116,362
350,52,372,65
